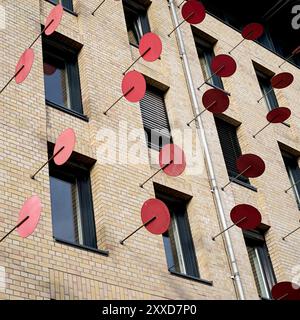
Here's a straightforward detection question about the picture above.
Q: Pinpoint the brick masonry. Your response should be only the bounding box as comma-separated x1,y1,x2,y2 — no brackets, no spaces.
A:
0,0,299,300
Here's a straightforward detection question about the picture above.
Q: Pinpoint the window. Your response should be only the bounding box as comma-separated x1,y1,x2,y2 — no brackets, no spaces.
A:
49,148,97,249
281,150,300,209
255,67,278,111
193,30,224,89
47,0,74,12
122,0,151,46
215,117,249,185
140,85,172,151
42,34,83,115
244,230,276,300
155,188,200,279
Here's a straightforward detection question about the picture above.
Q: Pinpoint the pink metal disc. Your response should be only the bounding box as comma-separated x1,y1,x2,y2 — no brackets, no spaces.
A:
202,89,230,114
139,32,162,62
53,128,76,166
141,199,171,235
122,70,146,103
159,144,186,177
242,23,264,40
271,72,294,89
272,282,300,300
266,107,291,124
182,0,206,25
236,154,265,178
15,48,35,84
230,204,262,230
45,4,64,36
211,54,237,78
17,196,42,238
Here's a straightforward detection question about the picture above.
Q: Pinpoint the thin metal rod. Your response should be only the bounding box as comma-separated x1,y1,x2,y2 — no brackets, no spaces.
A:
31,146,64,180
212,216,247,241
29,19,54,49
285,179,300,193
120,216,156,245
204,81,231,96
123,47,151,75
229,38,245,55
277,293,289,300
282,223,300,241
103,86,135,115
0,65,25,95
221,166,251,191
177,0,186,8
140,160,174,188
198,65,225,90
0,216,29,243
92,0,106,16
187,100,217,126
168,11,194,37
257,87,275,103
252,121,272,139
279,53,295,68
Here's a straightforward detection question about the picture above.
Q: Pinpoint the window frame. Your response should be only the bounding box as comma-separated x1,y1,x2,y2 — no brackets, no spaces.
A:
46,0,75,14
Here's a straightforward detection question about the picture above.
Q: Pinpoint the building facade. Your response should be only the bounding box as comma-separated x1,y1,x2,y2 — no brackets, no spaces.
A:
0,0,299,300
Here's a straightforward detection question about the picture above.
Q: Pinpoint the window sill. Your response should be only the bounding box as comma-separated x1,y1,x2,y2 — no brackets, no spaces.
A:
169,271,213,286
45,0,78,17
229,177,258,192
54,238,109,256
46,100,89,122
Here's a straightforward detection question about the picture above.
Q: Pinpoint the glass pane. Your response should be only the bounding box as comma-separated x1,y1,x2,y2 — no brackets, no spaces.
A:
62,0,74,11
247,246,270,299
44,54,70,109
50,176,83,245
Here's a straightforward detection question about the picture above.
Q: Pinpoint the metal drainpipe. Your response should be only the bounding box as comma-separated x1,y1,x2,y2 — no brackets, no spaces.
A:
167,0,245,300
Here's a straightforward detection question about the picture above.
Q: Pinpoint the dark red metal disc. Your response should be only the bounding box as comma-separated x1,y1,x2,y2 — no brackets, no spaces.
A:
53,128,76,166
271,72,294,89
139,32,162,62
159,144,186,177
211,54,237,78
202,89,230,114
43,62,57,76
15,48,35,84
45,4,64,36
292,46,300,55
17,196,42,238
266,107,291,123
272,282,300,300
122,70,146,103
182,0,206,25
230,204,262,230
236,154,265,178
242,23,264,40
141,199,171,235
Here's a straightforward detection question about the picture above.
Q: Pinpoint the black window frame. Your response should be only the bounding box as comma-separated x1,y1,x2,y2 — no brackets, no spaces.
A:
49,148,97,250
214,117,252,187
244,229,276,300
140,85,173,151
46,0,74,13
155,189,200,279
42,34,84,117
281,150,300,210
122,0,151,47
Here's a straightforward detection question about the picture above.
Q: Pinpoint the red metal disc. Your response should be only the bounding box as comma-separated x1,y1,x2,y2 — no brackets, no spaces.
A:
139,32,162,62
15,48,35,84
53,128,76,166
272,282,300,300
141,199,171,235
17,196,42,238
230,204,262,230
159,144,186,177
202,89,230,114
242,23,264,40
45,4,64,36
122,70,146,103
292,46,300,55
236,154,265,178
182,0,206,25
271,72,294,89
211,54,237,78
266,107,291,123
